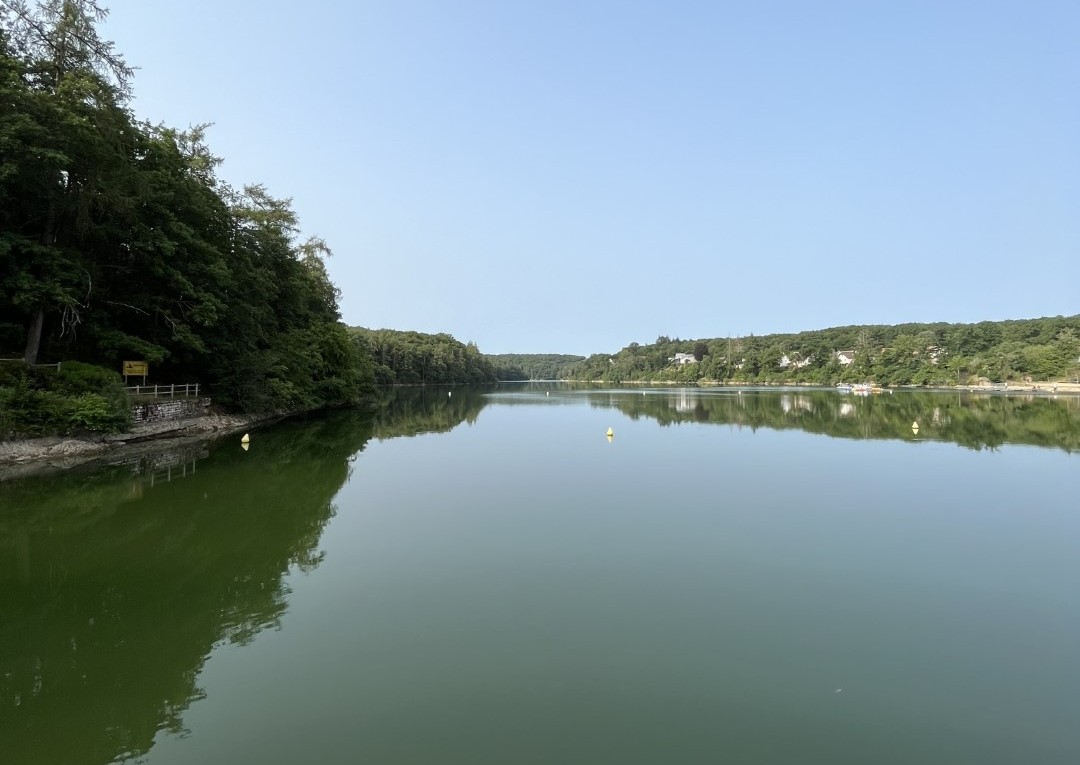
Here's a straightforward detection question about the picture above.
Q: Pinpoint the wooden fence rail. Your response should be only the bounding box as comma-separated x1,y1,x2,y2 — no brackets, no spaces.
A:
124,383,201,399
0,358,62,371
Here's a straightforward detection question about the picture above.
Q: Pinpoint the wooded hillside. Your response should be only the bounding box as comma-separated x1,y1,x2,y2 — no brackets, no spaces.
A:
566,317,1080,386
351,328,497,386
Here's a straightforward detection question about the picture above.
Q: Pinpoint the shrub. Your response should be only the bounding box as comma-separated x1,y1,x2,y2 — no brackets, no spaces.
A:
0,361,29,389
0,362,132,436
67,393,131,432
56,361,125,395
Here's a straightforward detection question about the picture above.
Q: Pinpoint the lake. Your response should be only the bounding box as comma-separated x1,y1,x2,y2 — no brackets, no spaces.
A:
2,386,1079,764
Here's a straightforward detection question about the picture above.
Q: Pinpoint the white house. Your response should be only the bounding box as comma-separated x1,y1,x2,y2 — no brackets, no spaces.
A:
836,350,856,366
671,353,697,365
780,354,813,369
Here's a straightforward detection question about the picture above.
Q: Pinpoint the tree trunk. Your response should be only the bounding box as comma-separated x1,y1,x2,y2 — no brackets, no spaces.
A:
25,193,59,365
23,306,45,364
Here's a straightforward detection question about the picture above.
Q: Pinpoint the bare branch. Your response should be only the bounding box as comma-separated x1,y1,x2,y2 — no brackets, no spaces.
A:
103,300,148,315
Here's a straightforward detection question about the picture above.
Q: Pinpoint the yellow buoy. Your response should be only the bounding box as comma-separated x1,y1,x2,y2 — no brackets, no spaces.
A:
241,442,250,452
607,434,614,443
912,421,919,430
606,427,614,438
241,433,250,444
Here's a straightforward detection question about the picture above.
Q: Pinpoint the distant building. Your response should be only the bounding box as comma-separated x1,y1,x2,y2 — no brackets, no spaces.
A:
836,350,856,366
671,353,697,365
780,354,813,369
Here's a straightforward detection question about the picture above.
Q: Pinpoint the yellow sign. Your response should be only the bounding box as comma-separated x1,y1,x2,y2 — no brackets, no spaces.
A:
123,361,148,376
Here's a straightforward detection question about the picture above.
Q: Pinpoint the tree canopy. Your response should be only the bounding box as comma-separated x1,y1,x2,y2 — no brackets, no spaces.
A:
485,354,585,381
350,328,497,386
565,317,1080,386
0,2,372,412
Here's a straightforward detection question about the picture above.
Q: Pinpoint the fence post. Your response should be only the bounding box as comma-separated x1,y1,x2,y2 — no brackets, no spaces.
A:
195,383,199,398
170,383,175,397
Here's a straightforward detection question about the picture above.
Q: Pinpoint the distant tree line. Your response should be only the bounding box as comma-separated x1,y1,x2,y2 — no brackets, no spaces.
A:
485,354,585,380
566,318,1080,386
350,328,497,386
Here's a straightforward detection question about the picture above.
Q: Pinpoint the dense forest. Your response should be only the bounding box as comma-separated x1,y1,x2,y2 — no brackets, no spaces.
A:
485,354,585,380
351,328,497,386
0,1,372,428
566,316,1080,386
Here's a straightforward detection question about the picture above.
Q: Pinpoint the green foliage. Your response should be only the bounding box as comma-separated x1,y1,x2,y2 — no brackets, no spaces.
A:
56,359,122,393
485,354,586,380
0,8,373,414
0,359,131,435
350,328,497,386
65,392,126,430
564,316,1080,386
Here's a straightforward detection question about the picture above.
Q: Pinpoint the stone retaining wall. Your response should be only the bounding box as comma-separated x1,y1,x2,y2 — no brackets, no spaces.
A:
131,397,211,425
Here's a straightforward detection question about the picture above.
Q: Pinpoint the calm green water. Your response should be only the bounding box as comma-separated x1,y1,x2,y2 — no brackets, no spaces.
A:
2,386,1079,764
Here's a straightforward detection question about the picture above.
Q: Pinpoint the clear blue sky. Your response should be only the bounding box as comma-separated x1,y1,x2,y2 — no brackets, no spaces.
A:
103,0,1078,355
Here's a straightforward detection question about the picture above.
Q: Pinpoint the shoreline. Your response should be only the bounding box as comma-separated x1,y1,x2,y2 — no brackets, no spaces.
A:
5,381,1079,479
0,411,283,481
568,380,1080,394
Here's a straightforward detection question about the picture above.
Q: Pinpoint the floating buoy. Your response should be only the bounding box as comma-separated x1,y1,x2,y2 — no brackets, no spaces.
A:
912,421,919,430
546,391,549,396
241,433,250,444
607,433,614,443
606,427,614,438
448,391,452,397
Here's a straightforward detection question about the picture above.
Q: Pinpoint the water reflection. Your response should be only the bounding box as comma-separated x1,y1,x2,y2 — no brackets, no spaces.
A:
1,385,1077,763
571,387,1080,453
0,393,490,765
0,420,348,762
370,385,490,439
